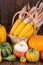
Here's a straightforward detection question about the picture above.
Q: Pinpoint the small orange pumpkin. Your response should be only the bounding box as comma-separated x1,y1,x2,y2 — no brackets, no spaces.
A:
28,35,43,51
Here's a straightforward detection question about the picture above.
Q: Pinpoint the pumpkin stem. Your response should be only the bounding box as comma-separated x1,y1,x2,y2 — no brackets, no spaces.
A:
31,48,34,52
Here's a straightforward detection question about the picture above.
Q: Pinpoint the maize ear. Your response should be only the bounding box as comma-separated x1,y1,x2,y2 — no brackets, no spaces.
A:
18,23,32,38
23,27,34,38
10,18,22,35
13,22,26,36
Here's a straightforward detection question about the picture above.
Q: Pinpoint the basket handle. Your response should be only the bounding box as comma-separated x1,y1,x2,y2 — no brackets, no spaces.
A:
12,11,35,25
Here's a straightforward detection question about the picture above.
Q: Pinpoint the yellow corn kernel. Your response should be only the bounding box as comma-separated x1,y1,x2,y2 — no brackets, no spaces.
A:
23,27,34,38
18,23,32,38
10,18,22,35
13,22,26,36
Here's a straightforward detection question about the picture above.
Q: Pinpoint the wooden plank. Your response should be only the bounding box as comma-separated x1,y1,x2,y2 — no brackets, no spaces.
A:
0,9,1,24
0,0,9,32
0,61,43,65
7,0,16,32
1,0,8,23
12,61,43,65
0,61,12,65
38,24,43,35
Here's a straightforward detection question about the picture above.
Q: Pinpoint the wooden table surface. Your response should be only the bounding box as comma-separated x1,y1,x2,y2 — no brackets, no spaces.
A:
0,61,43,65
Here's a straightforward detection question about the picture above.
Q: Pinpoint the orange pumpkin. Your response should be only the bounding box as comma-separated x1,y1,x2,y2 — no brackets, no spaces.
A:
28,35,43,51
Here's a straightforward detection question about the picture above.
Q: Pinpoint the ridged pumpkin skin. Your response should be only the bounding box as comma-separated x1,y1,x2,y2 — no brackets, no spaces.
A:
26,49,39,62
0,25,6,42
28,35,43,51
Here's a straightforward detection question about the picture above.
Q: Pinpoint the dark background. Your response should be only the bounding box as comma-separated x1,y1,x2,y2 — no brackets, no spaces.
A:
0,0,43,34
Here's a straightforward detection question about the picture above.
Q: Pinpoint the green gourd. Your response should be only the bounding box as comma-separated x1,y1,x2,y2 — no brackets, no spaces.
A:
0,42,12,57
3,54,16,61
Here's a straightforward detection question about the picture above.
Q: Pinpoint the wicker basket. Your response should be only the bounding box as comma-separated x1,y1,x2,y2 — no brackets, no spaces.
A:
8,11,40,44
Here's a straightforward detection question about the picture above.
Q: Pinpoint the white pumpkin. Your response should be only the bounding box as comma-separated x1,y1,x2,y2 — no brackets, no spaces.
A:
14,41,28,52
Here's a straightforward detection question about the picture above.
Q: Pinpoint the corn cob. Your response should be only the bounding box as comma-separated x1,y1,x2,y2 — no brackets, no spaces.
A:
10,18,22,35
18,23,32,38
13,22,26,36
23,27,34,38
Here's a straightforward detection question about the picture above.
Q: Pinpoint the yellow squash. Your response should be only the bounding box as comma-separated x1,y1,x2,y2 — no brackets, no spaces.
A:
0,25,6,42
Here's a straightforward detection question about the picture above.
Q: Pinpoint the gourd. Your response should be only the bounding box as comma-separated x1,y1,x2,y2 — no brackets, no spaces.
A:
28,35,43,51
0,42,12,57
0,25,6,42
3,54,16,61
13,50,25,58
13,41,28,58
26,48,40,62
20,56,26,63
